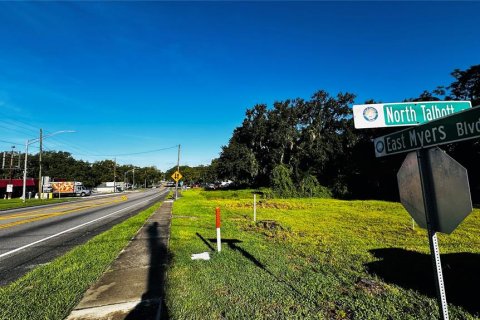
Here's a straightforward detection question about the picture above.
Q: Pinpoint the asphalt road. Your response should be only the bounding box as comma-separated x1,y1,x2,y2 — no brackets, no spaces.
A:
0,188,169,286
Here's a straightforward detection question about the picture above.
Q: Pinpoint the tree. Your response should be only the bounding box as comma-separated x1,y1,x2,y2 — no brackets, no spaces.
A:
216,142,258,186
271,164,296,198
448,65,480,106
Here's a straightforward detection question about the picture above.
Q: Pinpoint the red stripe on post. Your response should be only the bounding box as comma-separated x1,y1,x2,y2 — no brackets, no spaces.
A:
215,207,221,228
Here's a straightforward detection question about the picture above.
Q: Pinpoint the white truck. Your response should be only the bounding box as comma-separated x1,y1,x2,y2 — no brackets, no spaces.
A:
47,181,91,197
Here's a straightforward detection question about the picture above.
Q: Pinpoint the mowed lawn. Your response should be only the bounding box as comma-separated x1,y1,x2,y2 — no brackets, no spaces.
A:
165,189,480,319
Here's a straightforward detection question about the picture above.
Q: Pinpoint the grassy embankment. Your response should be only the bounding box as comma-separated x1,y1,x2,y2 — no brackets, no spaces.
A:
0,202,163,320
166,189,480,319
0,197,77,211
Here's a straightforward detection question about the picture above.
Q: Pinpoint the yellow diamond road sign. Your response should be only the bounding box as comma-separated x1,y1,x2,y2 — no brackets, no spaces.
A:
171,171,182,182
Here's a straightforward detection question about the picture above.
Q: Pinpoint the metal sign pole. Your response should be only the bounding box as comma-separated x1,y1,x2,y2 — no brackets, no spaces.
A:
416,149,449,320
175,144,180,200
253,193,256,222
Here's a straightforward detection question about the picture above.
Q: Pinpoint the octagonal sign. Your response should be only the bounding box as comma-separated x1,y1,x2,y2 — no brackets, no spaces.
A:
397,147,473,234
397,152,426,229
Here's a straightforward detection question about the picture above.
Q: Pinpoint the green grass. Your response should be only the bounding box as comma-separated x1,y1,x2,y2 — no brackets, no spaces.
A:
165,189,480,319
0,197,77,211
0,201,162,320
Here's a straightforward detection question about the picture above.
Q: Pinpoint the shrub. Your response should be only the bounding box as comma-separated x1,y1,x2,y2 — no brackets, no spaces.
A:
300,174,332,198
271,164,296,198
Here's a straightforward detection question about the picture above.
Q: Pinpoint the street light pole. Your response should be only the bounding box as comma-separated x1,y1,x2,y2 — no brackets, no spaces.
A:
123,168,135,191
38,129,43,198
22,130,75,202
113,158,116,193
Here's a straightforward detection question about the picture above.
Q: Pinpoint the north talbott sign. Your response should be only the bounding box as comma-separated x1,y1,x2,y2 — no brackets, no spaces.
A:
353,101,471,129
374,106,480,157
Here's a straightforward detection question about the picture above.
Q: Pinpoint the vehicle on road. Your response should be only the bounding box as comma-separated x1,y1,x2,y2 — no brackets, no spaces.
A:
46,181,91,197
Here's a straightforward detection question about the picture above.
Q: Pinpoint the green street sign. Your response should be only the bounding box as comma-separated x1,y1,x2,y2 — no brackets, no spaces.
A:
374,106,480,157
353,101,471,129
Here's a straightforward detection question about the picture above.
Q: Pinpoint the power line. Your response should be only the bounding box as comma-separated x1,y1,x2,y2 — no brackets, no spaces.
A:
0,139,24,146
69,145,179,157
43,134,97,157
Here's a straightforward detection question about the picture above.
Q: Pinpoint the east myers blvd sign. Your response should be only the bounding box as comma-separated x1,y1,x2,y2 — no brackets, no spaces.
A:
374,106,480,157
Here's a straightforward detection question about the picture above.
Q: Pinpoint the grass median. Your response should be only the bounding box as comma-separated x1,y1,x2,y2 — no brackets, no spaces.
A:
0,201,162,320
0,197,77,211
165,189,480,319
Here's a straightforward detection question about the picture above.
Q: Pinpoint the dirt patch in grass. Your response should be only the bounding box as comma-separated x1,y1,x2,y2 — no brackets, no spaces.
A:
355,277,387,295
253,220,293,240
225,200,312,210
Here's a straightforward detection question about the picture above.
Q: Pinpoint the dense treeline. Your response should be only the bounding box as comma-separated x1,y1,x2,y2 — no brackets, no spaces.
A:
164,165,218,185
0,151,164,188
214,65,480,201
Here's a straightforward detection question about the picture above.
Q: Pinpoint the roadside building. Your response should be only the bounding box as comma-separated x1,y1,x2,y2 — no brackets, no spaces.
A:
94,182,125,193
0,178,36,198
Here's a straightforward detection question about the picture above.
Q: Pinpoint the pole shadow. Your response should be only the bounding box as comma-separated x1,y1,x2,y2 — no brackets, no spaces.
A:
196,232,215,251
125,222,172,320
366,248,480,315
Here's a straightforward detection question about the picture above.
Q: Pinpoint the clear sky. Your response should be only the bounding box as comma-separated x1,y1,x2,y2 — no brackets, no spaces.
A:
0,2,478,171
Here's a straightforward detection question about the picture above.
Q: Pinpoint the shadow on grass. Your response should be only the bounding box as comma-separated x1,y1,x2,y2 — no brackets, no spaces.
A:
366,248,480,315
196,233,321,310
196,232,215,251
125,221,172,320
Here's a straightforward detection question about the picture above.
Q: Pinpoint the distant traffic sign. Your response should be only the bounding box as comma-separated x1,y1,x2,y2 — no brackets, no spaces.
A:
374,106,480,157
171,170,182,182
353,101,471,129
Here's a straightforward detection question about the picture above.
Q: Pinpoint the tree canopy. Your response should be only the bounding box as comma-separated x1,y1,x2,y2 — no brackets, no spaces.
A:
214,64,480,201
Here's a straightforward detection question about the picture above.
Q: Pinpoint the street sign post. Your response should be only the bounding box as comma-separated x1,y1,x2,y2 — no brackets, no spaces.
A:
363,103,479,320
374,106,480,157
353,101,471,129
415,148,450,320
171,170,182,200
397,148,473,319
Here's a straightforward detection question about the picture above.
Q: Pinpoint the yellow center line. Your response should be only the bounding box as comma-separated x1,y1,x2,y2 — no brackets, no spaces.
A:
0,196,128,220
0,196,129,230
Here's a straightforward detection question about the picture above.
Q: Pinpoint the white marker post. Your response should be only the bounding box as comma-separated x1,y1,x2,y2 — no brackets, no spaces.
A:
215,207,221,252
253,194,256,222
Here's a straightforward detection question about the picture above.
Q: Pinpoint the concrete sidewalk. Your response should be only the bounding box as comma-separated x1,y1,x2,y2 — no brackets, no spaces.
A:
67,200,173,320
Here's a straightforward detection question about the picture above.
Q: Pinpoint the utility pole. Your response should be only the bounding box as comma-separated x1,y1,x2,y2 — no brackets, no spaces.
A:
175,144,181,200
9,146,15,182
22,141,28,201
133,168,135,190
39,129,43,198
113,158,116,193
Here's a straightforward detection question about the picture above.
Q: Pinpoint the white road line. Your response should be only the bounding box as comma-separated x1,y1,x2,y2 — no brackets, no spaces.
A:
0,191,168,260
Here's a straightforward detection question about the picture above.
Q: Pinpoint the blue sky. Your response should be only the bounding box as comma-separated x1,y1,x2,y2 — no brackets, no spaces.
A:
0,2,478,171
